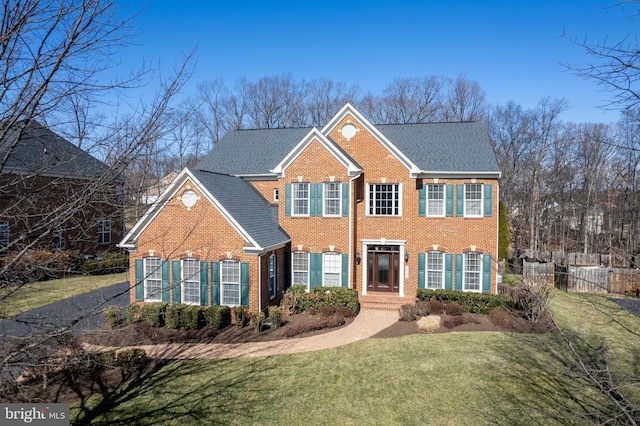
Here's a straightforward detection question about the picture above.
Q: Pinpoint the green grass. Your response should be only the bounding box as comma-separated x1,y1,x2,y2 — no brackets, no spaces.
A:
0,272,127,318
71,290,640,425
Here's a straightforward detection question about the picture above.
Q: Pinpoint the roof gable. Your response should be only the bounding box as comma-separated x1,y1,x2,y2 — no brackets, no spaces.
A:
0,120,110,178
119,168,289,253
271,128,361,177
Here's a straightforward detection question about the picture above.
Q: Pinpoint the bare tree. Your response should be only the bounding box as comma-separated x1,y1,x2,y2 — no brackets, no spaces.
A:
0,0,192,389
305,78,360,126
442,75,486,122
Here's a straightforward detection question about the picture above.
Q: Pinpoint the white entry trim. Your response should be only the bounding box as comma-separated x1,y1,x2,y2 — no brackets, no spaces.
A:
360,239,406,297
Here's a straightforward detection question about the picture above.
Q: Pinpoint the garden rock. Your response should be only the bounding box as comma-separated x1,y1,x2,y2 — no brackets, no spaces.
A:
417,315,441,332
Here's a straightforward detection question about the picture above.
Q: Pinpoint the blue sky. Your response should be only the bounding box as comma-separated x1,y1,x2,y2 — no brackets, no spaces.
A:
115,0,639,124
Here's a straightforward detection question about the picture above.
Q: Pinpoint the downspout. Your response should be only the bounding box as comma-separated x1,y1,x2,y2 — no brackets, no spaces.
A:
258,253,263,312
348,172,362,290
495,183,500,295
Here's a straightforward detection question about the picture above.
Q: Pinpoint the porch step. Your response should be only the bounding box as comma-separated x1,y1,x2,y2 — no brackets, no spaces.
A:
359,294,417,311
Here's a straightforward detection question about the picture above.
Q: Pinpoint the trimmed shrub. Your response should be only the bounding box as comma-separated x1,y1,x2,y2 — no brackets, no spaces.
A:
417,289,514,314
445,302,464,316
233,306,247,328
203,306,231,330
82,252,129,275
320,306,335,317
399,304,417,321
115,348,148,369
165,304,183,329
443,315,480,329
427,300,444,314
249,311,265,333
282,314,346,338
126,304,141,324
103,305,121,329
414,300,430,316
267,305,284,328
335,305,353,319
141,303,166,327
181,306,202,330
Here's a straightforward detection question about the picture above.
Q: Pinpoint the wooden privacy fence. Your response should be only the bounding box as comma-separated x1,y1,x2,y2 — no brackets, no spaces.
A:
511,249,629,268
526,261,640,294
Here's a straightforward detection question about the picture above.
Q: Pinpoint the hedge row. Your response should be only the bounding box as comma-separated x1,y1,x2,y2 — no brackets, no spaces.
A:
285,285,360,316
416,289,514,314
119,303,231,330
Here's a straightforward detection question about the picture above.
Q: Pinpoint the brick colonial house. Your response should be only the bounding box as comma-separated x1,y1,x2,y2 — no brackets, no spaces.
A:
119,104,501,311
0,120,124,255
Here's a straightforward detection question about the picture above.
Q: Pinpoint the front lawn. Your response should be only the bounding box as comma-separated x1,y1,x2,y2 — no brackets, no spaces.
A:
70,290,640,425
0,272,127,318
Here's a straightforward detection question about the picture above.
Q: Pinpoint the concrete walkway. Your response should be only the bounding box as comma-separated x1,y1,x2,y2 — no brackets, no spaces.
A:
83,309,399,360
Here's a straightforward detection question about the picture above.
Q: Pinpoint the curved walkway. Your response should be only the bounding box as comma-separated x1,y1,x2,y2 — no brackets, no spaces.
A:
83,309,399,360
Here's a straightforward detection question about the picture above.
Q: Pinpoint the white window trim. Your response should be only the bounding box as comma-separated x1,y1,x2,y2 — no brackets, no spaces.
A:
464,184,483,218
463,252,483,293
322,252,342,287
291,251,310,290
98,218,112,244
292,182,310,217
426,251,445,289
181,258,200,305
323,182,342,217
360,239,406,297
366,183,402,217
221,260,241,306
144,257,162,302
426,184,445,217
273,188,279,202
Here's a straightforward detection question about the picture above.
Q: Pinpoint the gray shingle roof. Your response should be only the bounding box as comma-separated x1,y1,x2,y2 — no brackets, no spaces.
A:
189,169,289,249
0,120,110,178
377,121,500,172
197,127,312,175
198,121,499,175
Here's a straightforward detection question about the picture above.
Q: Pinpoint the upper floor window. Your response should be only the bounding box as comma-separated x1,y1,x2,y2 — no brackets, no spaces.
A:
144,257,162,302
273,188,279,202
51,227,63,250
292,182,309,216
323,252,342,287
292,251,309,289
181,258,200,305
221,260,241,306
463,252,482,292
324,182,341,216
368,183,400,216
464,184,483,217
427,184,445,217
97,218,112,244
426,251,445,289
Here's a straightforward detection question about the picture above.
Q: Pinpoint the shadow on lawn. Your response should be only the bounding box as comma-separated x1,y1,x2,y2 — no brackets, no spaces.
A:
71,344,280,425
484,331,639,425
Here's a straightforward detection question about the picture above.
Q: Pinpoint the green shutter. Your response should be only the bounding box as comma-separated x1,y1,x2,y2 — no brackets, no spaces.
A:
211,262,220,306
445,254,453,290
284,184,291,216
240,262,249,308
310,253,322,289
484,184,492,217
172,260,181,304
446,184,454,217
456,184,464,217
418,252,425,289
161,261,170,303
483,254,491,293
342,183,349,217
341,254,348,288
311,183,323,216
418,185,426,217
134,259,143,301
200,262,209,306
455,254,463,291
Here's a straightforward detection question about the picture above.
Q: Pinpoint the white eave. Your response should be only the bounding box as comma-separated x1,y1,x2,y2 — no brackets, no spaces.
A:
416,170,502,179
117,168,265,252
270,127,361,178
